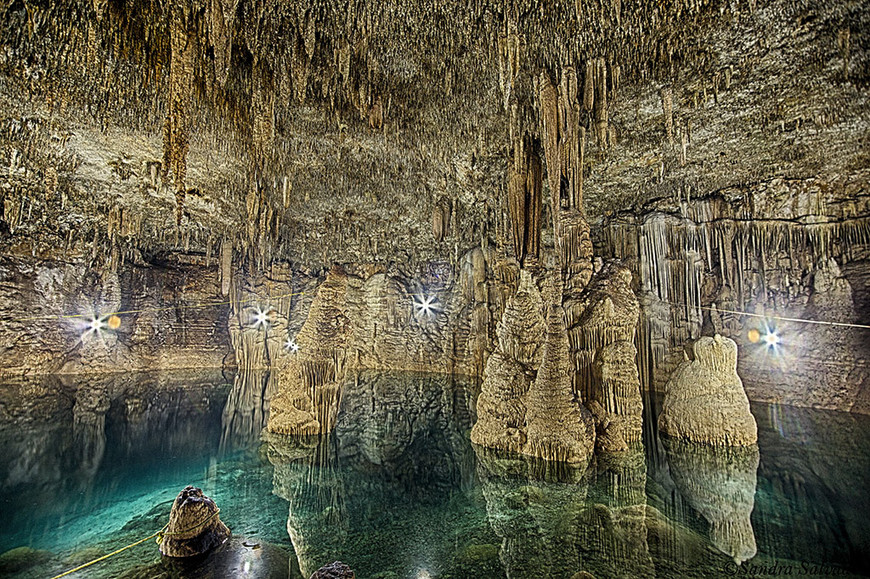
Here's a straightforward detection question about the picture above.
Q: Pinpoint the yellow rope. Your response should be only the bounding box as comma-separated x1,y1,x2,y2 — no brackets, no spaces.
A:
49,526,166,579
49,507,222,579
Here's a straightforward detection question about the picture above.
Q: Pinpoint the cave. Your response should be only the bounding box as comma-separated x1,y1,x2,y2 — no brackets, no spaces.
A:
1,0,869,577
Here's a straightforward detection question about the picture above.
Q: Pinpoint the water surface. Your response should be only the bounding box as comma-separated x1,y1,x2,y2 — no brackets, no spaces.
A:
1,370,868,578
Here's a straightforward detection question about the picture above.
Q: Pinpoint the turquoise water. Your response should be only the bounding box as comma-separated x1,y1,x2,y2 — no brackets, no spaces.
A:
0,370,869,578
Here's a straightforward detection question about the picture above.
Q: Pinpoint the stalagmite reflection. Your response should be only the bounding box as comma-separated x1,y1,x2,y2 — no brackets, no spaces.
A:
72,385,109,486
663,437,760,564
474,446,588,578
265,371,479,578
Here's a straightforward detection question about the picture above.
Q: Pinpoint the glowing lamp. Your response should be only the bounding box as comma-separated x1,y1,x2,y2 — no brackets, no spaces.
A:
285,337,299,353
252,307,270,329
413,294,438,317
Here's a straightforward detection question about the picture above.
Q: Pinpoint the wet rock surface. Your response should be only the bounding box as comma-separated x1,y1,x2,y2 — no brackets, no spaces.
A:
159,486,230,558
659,335,758,446
309,561,355,579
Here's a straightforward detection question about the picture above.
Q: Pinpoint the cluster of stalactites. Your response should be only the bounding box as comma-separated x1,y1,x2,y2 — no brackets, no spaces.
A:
507,131,543,267
163,3,196,226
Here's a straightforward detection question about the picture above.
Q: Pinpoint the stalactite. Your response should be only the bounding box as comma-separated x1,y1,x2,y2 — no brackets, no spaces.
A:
593,58,608,149
558,67,582,212
661,86,674,148
507,134,542,266
164,4,195,226
582,60,595,112
432,197,451,242
220,239,232,296
539,72,560,229
252,60,276,160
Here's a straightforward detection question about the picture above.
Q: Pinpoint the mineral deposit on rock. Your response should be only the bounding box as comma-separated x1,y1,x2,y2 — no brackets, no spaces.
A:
658,335,758,446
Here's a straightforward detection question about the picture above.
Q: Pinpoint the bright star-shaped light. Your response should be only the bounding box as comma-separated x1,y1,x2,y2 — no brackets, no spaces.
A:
285,337,299,353
252,306,270,329
84,315,106,336
413,294,438,318
764,331,779,347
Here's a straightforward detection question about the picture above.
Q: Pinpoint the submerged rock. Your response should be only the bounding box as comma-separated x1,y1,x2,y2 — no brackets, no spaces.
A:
0,546,51,575
159,486,231,558
658,335,757,446
310,561,355,579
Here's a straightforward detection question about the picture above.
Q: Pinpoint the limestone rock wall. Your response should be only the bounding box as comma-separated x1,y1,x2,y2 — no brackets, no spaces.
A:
0,255,233,377
597,176,870,413
267,252,493,435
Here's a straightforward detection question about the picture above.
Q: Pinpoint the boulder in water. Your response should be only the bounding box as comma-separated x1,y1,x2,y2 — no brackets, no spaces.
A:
159,486,230,558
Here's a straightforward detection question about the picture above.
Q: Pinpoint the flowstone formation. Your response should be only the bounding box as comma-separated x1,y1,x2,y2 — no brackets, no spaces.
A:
266,255,490,435
268,266,351,436
663,437,760,565
658,335,758,446
567,262,643,452
471,270,597,465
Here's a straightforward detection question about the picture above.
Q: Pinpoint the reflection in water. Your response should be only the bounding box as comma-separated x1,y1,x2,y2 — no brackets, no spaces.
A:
266,371,483,579
663,437,760,564
1,371,869,578
473,446,588,578
221,369,278,453
72,386,109,485
0,371,231,555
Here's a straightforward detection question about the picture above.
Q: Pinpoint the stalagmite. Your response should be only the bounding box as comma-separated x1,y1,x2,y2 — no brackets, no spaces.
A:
471,270,544,455
524,275,596,464
658,335,757,446
268,267,351,435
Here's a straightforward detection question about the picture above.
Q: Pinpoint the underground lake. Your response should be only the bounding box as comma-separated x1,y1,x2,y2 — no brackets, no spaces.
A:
1,370,868,579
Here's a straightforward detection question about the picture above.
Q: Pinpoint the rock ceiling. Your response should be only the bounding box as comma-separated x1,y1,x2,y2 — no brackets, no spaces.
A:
0,0,867,270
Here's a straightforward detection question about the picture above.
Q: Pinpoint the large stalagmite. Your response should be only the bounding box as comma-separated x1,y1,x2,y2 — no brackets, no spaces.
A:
472,270,595,464
268,266,351,436
524,275,596,464
471,270,544,455
659,335,758,446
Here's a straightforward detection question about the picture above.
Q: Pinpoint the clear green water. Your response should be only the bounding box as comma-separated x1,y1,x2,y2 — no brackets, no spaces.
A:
0,370,868,578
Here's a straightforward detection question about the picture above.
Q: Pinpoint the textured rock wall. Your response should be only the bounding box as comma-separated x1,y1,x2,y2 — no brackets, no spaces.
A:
597,177,870,413
266,253,493,435
0,254,232,377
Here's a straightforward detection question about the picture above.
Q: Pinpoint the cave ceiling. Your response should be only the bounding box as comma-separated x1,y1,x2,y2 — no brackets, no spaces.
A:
0,0,867,270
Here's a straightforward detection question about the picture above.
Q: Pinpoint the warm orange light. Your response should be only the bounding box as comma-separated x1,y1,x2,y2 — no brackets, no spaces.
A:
107,314,121,330
747,328,760,343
